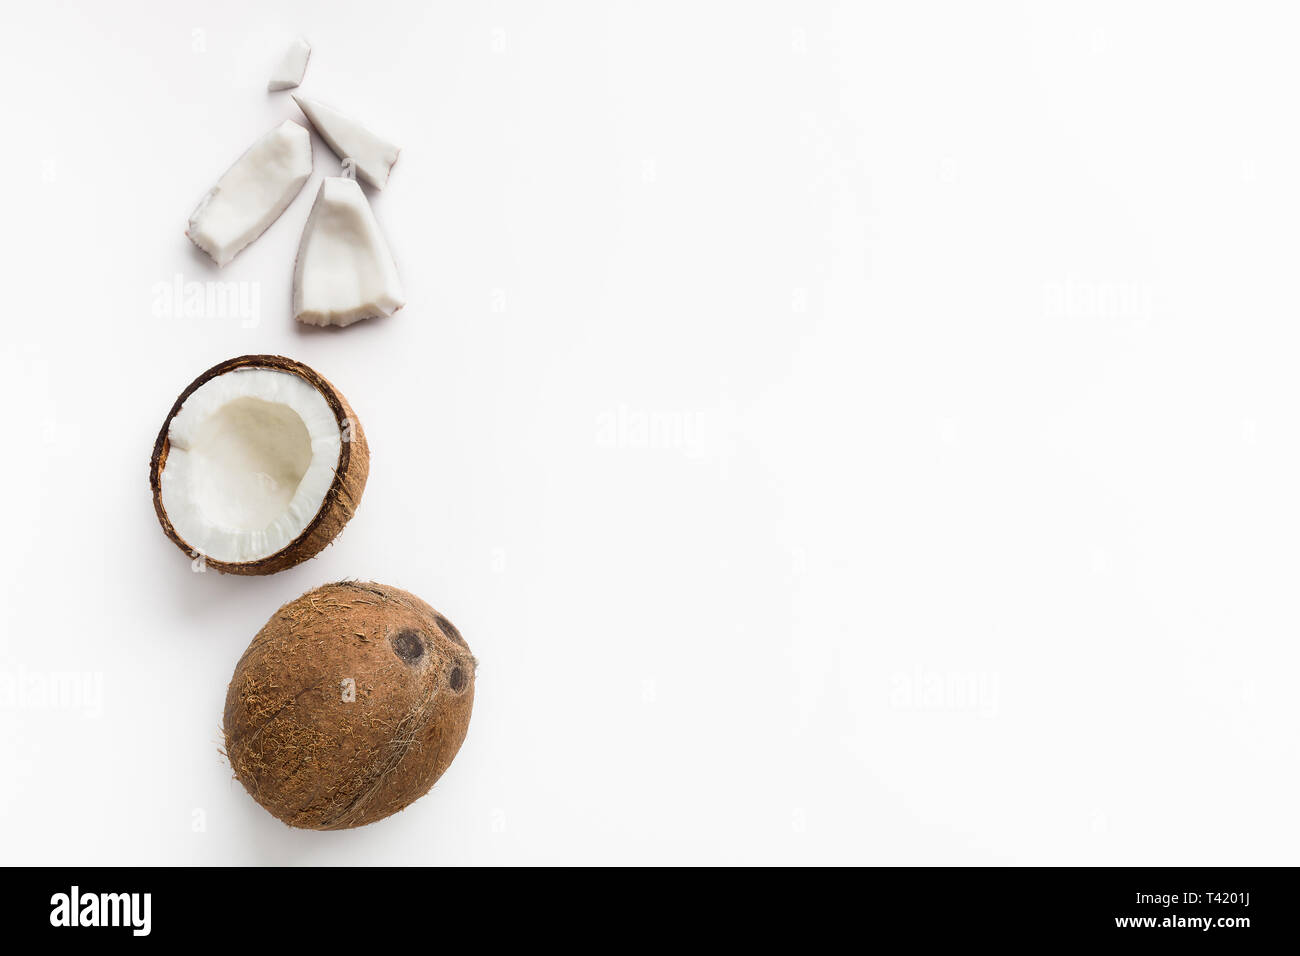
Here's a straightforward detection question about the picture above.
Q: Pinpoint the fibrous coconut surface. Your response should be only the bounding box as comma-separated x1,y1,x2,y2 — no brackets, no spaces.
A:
224,581,476,830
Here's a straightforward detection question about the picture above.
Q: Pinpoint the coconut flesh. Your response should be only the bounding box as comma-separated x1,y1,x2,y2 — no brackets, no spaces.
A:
293,177,405,326
186,121,312,267
224,581,476,829
151,356,368,574
268,37,311,91
292,95,399,189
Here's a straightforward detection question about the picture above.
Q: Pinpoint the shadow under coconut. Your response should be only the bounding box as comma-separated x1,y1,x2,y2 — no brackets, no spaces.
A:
146,546,307,623
226,773,431,863
289,308,396,337
181,241,213,271
226,784,326,864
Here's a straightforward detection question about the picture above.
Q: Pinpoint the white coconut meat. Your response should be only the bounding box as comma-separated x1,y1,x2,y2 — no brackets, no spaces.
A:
158,369,342,564
268,38,311,91
293,177,405,327
187,121,313,267
292,95,399,189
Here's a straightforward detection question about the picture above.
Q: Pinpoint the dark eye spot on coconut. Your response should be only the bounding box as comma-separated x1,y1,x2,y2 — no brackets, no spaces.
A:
435,613,468,648
449,666,467,693
391,630,425,664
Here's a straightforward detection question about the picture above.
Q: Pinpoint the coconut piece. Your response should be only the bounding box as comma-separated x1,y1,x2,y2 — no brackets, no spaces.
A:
292,95,399,189
224,581,476,830
149,355,368,575
267,37,311,91
186,121,312,267
293,176,405,327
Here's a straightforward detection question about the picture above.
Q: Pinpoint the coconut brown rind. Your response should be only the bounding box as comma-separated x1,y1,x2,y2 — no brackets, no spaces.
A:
223,582,476,830
149,354,369,575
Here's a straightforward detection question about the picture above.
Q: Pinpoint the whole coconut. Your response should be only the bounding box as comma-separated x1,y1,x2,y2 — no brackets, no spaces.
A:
223,581,475,829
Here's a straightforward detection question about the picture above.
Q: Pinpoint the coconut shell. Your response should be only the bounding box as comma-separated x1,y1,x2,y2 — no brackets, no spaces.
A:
223,581,476,830
149,354,369,575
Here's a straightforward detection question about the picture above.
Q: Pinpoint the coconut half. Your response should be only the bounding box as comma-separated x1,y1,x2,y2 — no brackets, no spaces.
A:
149,355,368,575
292,95,399,189
268,38,311,91
293,177,405,327
186,121,313,267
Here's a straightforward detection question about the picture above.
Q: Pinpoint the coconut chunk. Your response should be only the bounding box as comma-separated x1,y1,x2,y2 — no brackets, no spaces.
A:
292,95,399,189
293,177,405,327
150,356,369,574
186,121,313,267
268,37,311,91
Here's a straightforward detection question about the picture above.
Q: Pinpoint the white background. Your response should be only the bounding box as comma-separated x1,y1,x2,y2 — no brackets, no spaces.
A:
1,0,1296,865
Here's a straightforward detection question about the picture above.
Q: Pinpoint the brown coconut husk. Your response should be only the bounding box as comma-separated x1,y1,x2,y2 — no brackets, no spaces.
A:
149,354,369,575
222,581,476,830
